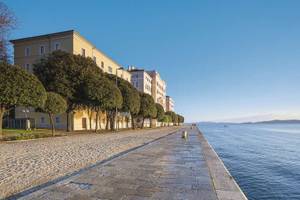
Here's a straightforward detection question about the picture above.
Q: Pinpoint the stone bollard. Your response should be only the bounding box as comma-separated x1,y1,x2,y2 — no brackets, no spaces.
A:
182,131,188,139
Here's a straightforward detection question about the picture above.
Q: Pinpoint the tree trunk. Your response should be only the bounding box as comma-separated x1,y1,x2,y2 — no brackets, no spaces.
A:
95,111,99,132
88,108,92,130
49,113,55,136
105,113,109,130
66,111,71,132
131,113,135,129
149,118,151,128
99,112,102,129
142,117,145,129
0,107,5,139
115,111,118,131
110,113,115,131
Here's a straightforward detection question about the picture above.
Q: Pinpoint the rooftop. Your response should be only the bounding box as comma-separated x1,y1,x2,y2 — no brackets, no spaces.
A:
10,30,122,68
10,30,75,43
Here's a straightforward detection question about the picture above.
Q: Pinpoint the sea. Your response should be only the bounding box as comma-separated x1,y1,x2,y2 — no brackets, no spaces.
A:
198,122,300,200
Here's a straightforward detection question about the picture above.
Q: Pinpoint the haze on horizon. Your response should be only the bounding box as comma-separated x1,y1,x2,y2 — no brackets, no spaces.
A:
4,0,300,123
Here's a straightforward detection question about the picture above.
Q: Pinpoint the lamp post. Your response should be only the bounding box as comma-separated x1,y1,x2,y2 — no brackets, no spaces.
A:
115,67,124,131
22,108,30,130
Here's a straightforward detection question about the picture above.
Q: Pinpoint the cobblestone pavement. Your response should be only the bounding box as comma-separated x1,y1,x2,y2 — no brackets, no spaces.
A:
1,127,179,198
16,127,218,200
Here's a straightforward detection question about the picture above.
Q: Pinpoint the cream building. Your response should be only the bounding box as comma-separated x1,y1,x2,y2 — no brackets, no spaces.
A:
128,67,152,95
147,70,167,111
10,30,131,130
166,96,175,112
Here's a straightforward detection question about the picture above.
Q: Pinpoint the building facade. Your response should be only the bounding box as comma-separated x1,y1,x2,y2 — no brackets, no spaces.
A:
166,96,175,112
147,70,167,111
10,30,131,130
128,67,152,95
10,30,131,81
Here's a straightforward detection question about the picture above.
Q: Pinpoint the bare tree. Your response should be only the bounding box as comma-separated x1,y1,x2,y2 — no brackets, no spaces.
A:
0,1,16,63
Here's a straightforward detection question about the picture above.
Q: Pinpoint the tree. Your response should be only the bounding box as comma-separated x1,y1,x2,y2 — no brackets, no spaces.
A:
155,103,165,122
174,114,179,125
41,92,67,136
118,80,140,129
165,111,178,126
0,63,46,136
139,93,157,128
162,115,172,126
107,74,140,129
103,79,123,131
177,114,184,125
34,51,103,131
0,2,17,63
82,75,117,132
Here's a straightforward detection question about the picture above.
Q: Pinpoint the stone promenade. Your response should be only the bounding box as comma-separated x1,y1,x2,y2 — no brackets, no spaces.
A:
7,126,247,200
8,127,217,200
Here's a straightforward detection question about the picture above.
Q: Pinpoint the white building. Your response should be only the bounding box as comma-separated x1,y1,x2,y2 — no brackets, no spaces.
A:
128,67,152,95
147,70,167,111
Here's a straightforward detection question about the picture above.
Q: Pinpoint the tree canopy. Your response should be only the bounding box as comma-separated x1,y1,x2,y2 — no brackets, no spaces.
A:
177,114,185,124
42,92,67,135
106,74,140,114
165,111,178,124
155,103,165,122
43,92,67,115
82,73,123,131
139,93,157,127
33,50,103,131
0,62,46,134
106,74,140,129
162,115,172,125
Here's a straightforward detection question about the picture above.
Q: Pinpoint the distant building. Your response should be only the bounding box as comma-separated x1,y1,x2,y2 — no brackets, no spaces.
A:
147,70,167,111
10,30,131,130
166,96,175,112
128,67,152,95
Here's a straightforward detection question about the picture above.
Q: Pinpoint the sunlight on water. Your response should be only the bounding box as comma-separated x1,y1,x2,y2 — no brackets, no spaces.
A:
198,123,300,200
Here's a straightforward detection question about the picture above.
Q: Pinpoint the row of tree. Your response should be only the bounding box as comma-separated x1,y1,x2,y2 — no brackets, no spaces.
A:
0,50,184,136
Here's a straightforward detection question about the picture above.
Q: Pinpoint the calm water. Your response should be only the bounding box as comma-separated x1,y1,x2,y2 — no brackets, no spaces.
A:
198,123,300,200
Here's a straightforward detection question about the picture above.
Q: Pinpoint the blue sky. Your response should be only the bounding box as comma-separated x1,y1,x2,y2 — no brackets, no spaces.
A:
4,0,300,122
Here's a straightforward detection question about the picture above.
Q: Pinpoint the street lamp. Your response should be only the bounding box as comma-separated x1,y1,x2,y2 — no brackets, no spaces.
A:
115,67,124,131
22,108,30,130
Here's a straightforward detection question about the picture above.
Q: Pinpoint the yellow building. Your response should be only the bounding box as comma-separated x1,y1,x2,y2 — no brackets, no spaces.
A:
10,30,131,130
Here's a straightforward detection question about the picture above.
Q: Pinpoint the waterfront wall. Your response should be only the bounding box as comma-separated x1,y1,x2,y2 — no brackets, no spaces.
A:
196,127,248,200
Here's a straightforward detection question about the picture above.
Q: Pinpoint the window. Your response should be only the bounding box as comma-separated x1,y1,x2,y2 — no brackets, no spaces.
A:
108,66,112,73
81,48,86,57
93,56,96,63
54,42,60,50
40,46,45,55
25,47,30,56
41,117,45,123
101,61,104,68
55,117,60,124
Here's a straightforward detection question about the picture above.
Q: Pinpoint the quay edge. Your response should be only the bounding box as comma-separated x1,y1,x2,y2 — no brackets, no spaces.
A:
196,126,248,200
